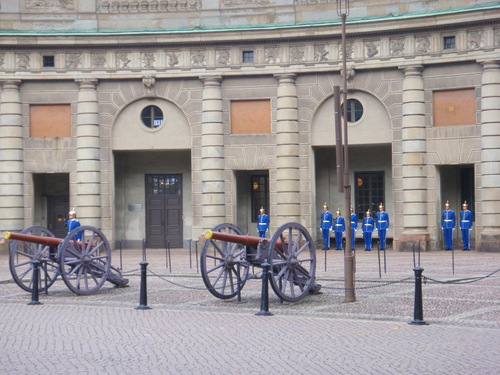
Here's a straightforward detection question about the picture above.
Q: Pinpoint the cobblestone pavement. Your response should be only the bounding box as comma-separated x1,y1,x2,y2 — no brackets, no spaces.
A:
0,246,499,374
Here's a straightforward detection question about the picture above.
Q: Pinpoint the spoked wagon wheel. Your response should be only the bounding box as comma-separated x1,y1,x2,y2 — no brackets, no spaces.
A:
200,223,250,299
8,226,59,293
59,225,111,295
268,222,317,303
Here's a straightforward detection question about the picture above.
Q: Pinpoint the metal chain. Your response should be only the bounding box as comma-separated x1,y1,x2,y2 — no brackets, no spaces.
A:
423,266,500,285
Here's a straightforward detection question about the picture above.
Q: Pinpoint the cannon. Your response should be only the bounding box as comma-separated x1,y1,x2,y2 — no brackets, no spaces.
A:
200,222,320,303
5,225,128,295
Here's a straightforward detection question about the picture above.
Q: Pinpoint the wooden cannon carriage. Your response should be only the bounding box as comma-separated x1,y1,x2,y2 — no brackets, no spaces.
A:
200,222,320,303
5,225,128,295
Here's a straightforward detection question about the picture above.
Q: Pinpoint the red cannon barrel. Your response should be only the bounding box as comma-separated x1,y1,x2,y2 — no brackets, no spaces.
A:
4,231,63,247
204,230,284,250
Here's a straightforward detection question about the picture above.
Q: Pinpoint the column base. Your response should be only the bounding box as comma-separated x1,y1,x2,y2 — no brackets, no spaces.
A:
397,232,429,252
478,230,500,252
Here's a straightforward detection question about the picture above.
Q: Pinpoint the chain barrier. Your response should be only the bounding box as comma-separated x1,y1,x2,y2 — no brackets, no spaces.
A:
423,266,500,285
319,276,414,291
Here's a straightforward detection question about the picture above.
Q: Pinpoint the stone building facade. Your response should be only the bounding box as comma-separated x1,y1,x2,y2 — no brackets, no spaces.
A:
0,1,499,251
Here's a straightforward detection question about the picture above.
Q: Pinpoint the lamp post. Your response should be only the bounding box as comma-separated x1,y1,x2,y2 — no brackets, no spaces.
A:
337,0,355,303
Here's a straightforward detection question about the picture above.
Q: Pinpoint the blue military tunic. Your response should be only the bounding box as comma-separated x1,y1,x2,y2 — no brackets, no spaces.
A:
333,215,346,250
460,208,473,250
441,208,456,250
376,210,390,250
66,218,82,241
321,210,333,249
362,214,375,250
257,213,270,238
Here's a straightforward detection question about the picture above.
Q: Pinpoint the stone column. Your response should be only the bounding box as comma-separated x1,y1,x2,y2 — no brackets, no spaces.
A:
398,65,429,251
76,79,100,228
200,76,225,230
479,60,500,252
0,80,24,232
275,74,300,227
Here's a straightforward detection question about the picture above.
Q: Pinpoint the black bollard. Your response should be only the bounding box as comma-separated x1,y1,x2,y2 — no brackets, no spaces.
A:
410,266,428,325
136,261,151,310
28,260,42,305
256,262,273,316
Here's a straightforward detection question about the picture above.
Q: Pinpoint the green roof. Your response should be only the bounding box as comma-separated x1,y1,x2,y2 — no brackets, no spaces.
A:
0,2,499,37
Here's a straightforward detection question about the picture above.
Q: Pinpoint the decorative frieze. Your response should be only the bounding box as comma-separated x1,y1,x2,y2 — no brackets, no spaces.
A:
416,36,430,54
191,50,206,67
66,53,81,69
142,52,156,68
290,45,305,64
98,0,200,12
265,46,280,64
167,51,180,67
222,0,270,7
16,54,30,69
91,53,107,69
22,0,75,12
339,42,353,60
467,30,483,49
216,49,230,66
116,53,132,69
314,44,329,62
390,38,405,56
365,40,379,58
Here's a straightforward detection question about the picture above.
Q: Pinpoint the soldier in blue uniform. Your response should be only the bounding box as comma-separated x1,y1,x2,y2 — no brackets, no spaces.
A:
66,210,82,241
441,201,455,250
333,209,346,250
460,201,473,251
320,203,333,250
376,202,390,250
350,207,358,251
257,207,270,238
362,210,374,251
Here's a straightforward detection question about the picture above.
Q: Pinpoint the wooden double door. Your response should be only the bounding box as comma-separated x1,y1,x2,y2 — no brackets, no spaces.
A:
145,174,183,248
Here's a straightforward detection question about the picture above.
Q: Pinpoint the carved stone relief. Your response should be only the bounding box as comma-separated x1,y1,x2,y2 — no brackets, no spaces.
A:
142,52,156,68
142,74,156,89
116,53,132,69
191,50,206,67
216,49,230,66
365,41,379,58
222,0,270,6
17,54,30,69
167,51,180,67
264,46,280,64
66,53,81,69
339,42,353,60
91,53,107,69
0,55,4,69
390,38,405,56
416,36,430,54
495,29,500,47
98,0,200,12
314,45,329,62
22,0,75,12
290,45,305,64
467,30,483,49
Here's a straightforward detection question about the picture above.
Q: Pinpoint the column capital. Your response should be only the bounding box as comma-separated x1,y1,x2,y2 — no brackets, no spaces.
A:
200,75,222,86
274,73,297,83
479,60,500,70
75,78,98,88
0,80,22,89
399,64,424,77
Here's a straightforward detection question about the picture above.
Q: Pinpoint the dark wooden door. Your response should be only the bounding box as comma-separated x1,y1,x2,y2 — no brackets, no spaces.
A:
145,174,183,248
47,196,69,238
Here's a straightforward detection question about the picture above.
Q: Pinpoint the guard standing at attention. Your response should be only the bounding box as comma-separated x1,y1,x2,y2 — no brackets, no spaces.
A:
320,203,333,250
333,209,346,250
350,207,358,251
257,207,270,238
441,201,456,250
376,202,390,250
460,201,473,251
66,210,82,241
362,210,374,251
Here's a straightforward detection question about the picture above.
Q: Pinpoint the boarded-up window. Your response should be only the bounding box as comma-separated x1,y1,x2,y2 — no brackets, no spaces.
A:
30,104,71,137
231,100,271,134
433,89,476,127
